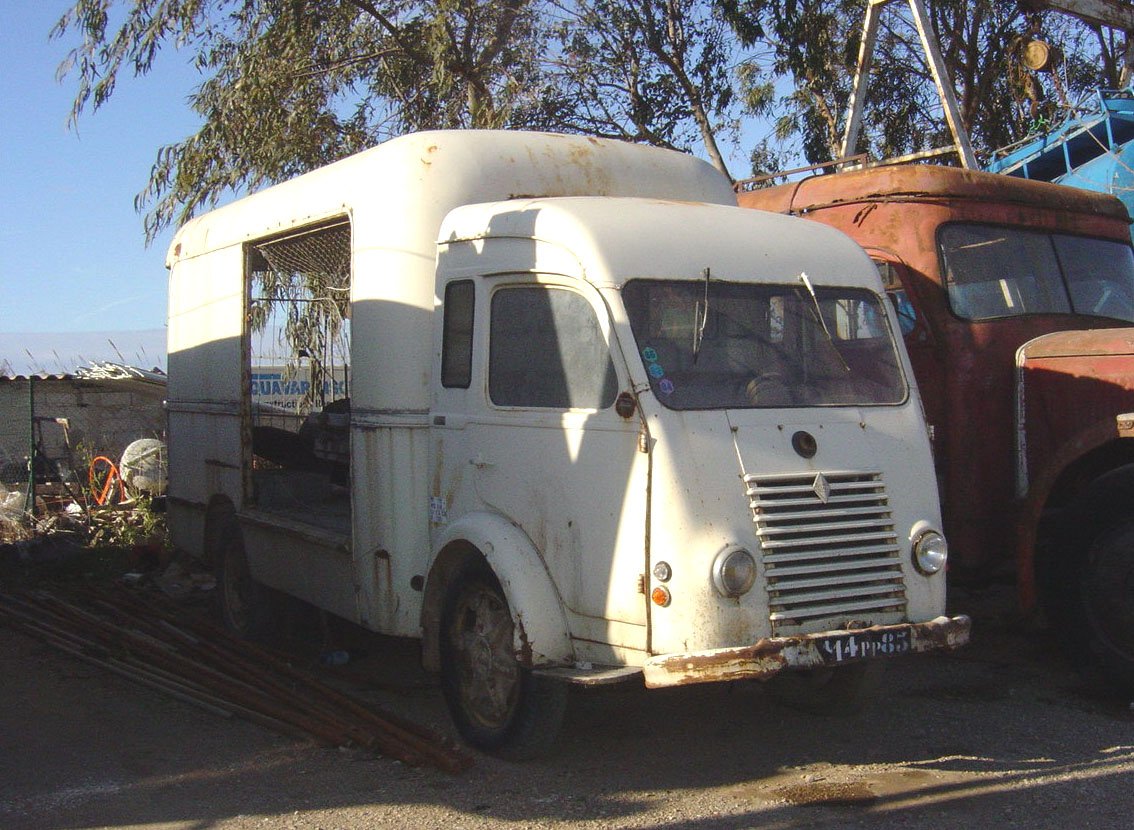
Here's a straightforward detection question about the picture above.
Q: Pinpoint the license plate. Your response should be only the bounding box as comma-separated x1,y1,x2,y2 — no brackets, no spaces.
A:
817,628,912,663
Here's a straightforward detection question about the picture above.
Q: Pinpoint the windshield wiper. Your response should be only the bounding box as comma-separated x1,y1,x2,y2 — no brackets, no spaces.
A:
693,267,710,364
799,271,851,374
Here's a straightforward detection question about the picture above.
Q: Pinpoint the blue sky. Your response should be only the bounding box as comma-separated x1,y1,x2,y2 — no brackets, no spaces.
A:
0,3,202,370
0,3,770,374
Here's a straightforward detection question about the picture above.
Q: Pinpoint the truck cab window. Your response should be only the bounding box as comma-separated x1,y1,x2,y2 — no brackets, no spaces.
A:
489,285,618,409
1054,234,1134,322
939,223,1134,323
623,279,906,409
441,281,474,388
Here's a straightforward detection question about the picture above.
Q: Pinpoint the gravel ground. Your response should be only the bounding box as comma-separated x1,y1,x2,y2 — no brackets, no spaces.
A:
1,581,1132,830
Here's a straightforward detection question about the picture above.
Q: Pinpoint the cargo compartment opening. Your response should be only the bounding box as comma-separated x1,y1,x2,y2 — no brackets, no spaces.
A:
245,219,352,533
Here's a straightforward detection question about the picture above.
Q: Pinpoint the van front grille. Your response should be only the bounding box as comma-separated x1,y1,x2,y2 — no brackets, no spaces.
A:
743,470,906,634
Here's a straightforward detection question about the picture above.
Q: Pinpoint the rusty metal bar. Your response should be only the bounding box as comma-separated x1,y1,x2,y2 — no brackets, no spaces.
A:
96,587,471,771
0,589,470,772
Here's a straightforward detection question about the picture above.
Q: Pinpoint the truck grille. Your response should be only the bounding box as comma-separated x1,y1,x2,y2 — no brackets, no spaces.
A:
743,470,906,633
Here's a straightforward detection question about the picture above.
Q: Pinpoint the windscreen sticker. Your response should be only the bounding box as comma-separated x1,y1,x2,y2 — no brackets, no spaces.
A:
643,345,675,395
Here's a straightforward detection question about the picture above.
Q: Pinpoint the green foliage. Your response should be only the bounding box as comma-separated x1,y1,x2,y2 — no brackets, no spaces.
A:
88,494,168,551
54,1,558,242
51,1,1132,207
721,0,1129,169
552,0,759,177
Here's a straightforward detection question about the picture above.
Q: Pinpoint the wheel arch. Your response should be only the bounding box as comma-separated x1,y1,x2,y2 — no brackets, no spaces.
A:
203,494,238,567
421,512,573,672
1020,437,1134,609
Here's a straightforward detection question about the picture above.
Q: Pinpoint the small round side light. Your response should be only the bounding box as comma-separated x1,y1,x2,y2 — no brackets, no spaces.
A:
651,586,672,607
653,561,672,582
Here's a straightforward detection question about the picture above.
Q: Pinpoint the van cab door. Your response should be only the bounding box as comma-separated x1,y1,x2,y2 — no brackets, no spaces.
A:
433,273,649,656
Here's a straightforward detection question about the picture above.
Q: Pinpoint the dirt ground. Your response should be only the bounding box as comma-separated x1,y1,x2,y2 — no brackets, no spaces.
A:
1,579,1132,830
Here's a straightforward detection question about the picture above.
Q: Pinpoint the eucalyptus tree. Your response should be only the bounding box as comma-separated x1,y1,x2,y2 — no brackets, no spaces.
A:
552,0,769,180
54,0,556,241
723,0,1126,174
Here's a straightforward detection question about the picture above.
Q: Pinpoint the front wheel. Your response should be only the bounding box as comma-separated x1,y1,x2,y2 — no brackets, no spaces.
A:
440,560,568,759
1080,519,1134,695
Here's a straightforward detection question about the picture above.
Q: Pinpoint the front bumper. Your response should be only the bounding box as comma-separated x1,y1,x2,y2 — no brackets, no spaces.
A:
641,614,971,688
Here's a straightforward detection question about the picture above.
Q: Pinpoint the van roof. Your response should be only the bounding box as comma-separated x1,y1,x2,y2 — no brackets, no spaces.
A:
167,130,736,264
439,196,879,290
738,164,1130,222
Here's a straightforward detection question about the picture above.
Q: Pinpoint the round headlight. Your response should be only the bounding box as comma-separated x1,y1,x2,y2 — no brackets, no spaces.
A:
712,548,757,598
913,530,948,575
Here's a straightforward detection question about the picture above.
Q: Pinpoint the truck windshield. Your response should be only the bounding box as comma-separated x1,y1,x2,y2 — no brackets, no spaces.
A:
622,279,907,410
939,224,1134,323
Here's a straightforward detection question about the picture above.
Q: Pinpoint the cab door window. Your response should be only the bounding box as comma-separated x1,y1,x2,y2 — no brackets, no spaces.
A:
489,285,618,409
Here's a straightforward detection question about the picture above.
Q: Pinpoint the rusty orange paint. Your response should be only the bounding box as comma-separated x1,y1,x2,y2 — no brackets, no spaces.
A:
740,165,1134,610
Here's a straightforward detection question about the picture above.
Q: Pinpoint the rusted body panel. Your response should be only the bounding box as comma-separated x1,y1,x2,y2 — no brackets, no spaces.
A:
1014,329,1134,604
642,615,971,688
740,166,1134,600
1017,329,1134,495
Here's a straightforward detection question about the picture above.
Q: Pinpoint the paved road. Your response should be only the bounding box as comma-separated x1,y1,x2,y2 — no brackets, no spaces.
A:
1,583,1132,830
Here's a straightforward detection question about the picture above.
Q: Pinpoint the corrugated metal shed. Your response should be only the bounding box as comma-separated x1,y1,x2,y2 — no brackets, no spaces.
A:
0,364,166,487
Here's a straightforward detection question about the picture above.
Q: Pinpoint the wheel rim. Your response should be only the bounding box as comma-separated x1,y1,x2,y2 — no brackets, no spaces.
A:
1084,527,1134,660
448,583,520,729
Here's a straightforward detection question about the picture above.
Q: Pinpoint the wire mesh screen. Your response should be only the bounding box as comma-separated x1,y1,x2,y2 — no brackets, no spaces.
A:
249,221,351,422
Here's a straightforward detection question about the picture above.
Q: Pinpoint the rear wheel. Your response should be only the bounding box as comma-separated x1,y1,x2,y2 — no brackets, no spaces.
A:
768,662,882,715
212,513,273,639
1080,520,1134,694
440,559,567,759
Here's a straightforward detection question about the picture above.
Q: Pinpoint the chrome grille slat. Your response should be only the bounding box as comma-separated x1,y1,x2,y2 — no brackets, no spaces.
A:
768,557,905,577
770,596,905,622
771,571,902,589
760,518,895,535
761,544,898,564
745,469,907,633
754,506,893,522
772,581,903,602
750,494,887,510
759,531,897,549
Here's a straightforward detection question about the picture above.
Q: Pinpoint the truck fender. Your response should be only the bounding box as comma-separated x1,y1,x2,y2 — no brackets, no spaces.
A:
420,511,573,672
1016,419,1133,610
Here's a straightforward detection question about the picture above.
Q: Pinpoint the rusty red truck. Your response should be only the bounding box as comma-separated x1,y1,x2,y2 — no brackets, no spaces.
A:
739,165,1134,693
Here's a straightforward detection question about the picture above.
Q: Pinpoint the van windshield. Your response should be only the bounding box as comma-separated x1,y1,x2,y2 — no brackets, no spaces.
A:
939,224,1134,322
622,279,907,410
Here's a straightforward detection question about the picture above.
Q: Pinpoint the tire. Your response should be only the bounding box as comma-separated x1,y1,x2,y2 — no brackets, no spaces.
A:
768,661,882,715
212,513,274,640
440,559,568,759
1079,519,1134,695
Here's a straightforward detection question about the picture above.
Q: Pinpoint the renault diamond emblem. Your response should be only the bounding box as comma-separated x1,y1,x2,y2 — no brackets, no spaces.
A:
812,473,831,504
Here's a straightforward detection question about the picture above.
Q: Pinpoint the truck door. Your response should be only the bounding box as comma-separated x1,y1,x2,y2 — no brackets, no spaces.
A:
459,276,649,647
875,258,946,450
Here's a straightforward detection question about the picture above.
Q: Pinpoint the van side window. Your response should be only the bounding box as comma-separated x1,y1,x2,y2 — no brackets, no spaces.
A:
441,281,475,388
489,286,618,409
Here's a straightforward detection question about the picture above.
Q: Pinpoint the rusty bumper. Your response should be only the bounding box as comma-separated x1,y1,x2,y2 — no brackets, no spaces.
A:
641,615,971,689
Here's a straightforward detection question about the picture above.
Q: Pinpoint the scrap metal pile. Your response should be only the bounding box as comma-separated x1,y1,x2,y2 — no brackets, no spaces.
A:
0,587,470,773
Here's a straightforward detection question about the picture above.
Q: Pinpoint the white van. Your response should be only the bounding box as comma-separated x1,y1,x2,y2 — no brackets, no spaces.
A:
165,131,969,757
